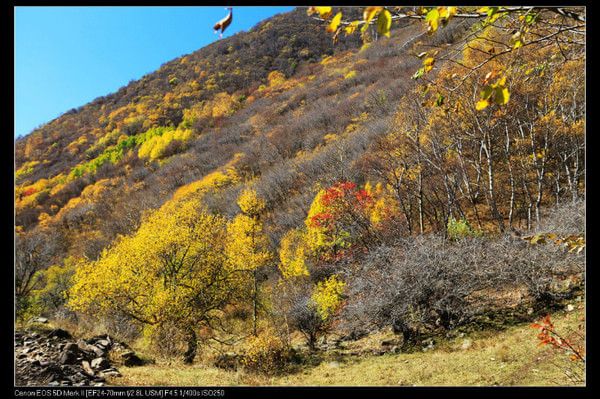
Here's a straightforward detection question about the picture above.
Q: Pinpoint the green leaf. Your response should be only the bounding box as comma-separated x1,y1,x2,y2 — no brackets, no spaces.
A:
525,13,537,24
480,86,493,100
487,7,499,17
435,94,444,107
493,86,510,105
425,8,440,33
376,9,392,38
412,68,425,80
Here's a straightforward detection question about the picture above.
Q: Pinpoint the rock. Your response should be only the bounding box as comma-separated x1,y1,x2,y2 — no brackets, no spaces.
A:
48,329,72,340
100,369,122,378
96,339,111,348
16,327,125,387
91,346,106,357
64,343,79,352
391,345,400,354
59,350,79,365
461,339,472,350
77,340,105,357
91,357,110,370
32,317,48,323
81,360,95,376
566,304,575,312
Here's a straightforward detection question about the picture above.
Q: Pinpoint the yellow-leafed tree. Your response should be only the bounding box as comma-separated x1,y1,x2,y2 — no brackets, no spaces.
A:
279,228,310,279
225,188,273,336
68,197,239,363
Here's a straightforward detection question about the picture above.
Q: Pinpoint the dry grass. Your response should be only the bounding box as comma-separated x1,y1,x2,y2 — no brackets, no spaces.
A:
112,303,585,387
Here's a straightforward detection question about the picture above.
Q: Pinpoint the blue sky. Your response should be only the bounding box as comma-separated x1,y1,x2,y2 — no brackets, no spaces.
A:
14,6,295,138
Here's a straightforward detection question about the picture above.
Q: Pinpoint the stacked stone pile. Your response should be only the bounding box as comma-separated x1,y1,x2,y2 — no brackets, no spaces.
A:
15,329,143,386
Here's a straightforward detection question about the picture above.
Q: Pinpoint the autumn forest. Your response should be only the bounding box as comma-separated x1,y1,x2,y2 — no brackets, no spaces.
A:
14,6,585,387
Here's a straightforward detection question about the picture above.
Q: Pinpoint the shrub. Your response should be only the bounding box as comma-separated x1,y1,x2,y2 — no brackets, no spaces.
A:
241,328,294,374
342,232,584,347
288,294,329,350
312,274,346,321
32,256,78,316
447,217,481,240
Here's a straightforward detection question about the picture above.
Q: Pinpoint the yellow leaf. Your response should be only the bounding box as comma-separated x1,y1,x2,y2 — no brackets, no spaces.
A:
439,6,456,20
327,12,343,33
511,31,524,49
345,20,359,35
361,6,382,33
423,57,435,72
376,9,392,38
476,99,489,111
363,6,383,23
309,6,333,19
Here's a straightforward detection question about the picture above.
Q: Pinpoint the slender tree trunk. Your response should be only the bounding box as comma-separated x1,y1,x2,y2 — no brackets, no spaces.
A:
253,269,258,336
457,144,483,230
183,326,197,364
483,134,505,232
533,132,549,228
505,124,516,229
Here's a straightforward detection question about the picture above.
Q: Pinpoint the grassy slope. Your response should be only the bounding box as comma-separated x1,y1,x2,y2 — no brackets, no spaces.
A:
113,305,585,387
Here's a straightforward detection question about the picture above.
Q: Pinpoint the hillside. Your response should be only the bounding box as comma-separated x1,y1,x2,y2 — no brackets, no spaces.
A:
112,307,587,386
15,6,585,387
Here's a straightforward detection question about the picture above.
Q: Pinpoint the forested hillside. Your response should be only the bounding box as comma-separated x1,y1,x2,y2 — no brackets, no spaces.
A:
15,6,585,386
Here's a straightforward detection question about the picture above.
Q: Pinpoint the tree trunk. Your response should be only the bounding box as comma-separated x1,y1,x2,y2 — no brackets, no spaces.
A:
183,327,197,364
253,269,258,336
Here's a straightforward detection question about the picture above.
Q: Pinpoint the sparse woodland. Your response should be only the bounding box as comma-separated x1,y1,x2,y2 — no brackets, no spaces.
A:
14,6,585,385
